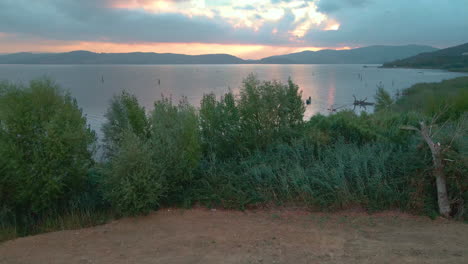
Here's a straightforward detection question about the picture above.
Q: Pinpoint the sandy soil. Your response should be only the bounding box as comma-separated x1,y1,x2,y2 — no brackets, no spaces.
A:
1,208,467,264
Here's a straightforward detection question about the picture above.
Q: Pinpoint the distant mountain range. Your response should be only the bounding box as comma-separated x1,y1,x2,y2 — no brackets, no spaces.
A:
0,51,245,64
0,45,439,65
383,43,468,72
259,45,438,64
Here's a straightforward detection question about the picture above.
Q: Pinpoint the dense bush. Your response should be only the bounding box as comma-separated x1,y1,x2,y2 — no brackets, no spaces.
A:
306,111,378,145
374,86,394,112
103,132,165,215
101,94,201,213
0,79,96,226
199,74,305,158
102,91,149,158
200,92,241,159
238,74,305,150
150,96,201,205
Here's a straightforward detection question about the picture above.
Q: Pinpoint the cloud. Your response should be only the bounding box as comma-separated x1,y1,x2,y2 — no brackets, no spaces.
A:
0,0,467,55
316,0,370,13
0,1,259,44
306,0,468,48
0,0,339,46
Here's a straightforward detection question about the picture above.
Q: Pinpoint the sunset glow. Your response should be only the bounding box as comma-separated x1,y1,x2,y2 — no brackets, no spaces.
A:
325,24,340,31
0,0,349,58
1,0,462,57
110,0,337,40
0,34,352,59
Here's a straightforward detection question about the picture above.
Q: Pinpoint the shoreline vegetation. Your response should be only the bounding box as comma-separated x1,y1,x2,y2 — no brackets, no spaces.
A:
1,75,467,242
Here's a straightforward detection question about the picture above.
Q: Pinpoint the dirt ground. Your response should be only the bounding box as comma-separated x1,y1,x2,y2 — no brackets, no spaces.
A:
1,208,467,264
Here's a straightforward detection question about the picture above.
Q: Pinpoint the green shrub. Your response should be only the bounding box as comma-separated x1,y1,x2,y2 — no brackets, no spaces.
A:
151,96,201,205
199,75,305,158
0,79,96,223
306,111,378,145
68,167,108,212
102,91,149,158
103,132,165,215
199,91,241,158
374,87,394,112
237,74,305,150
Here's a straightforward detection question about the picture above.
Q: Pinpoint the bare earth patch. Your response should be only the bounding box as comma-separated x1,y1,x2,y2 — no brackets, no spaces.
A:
1,208,467,264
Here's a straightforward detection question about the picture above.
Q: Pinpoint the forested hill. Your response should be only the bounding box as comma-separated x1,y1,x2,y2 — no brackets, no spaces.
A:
0,51,246,64
383,42,468,72
0,45,438,65
258,45,437,64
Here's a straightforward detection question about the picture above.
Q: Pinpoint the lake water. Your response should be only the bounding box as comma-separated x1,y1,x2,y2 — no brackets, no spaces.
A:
0,64,465,137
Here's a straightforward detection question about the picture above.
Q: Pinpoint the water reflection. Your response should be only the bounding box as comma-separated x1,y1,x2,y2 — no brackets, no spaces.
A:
0,64,465,135
326,71,337,113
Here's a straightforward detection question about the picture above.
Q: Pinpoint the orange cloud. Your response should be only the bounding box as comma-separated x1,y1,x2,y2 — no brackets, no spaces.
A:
324,19,341,31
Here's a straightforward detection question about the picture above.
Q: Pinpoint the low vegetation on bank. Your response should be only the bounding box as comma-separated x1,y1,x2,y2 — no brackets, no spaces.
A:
0,76,467,241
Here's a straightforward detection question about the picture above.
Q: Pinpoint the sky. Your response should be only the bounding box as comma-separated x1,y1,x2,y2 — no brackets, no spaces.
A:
0,0,467,59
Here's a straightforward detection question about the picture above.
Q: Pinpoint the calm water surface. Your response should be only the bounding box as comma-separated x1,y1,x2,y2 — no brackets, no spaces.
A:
0,64,465,137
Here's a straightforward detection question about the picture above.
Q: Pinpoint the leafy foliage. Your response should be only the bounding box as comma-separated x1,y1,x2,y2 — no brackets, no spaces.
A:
0,79,96,227
150,96,201,204
199,74,305,158
103,132,165,215
306,111,378,145
102,91,149,158
374,87,394,112
200,92,241,159
238,74,305,150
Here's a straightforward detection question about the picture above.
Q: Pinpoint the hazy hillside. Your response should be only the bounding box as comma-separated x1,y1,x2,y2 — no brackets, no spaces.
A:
0,45,438,65
260,45,438,64
0,51,246,64
383,43,468,72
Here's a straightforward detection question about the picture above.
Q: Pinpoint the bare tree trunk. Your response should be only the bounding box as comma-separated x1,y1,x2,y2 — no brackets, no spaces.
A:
434,167,451,218
419,122,451,218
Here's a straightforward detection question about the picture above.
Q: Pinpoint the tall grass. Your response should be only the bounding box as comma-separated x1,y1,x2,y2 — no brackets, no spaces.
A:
194,141,426,211
0,208,113,242
393,76,468,120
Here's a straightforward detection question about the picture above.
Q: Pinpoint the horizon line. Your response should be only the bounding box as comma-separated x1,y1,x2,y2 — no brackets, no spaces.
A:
0,43,440,60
